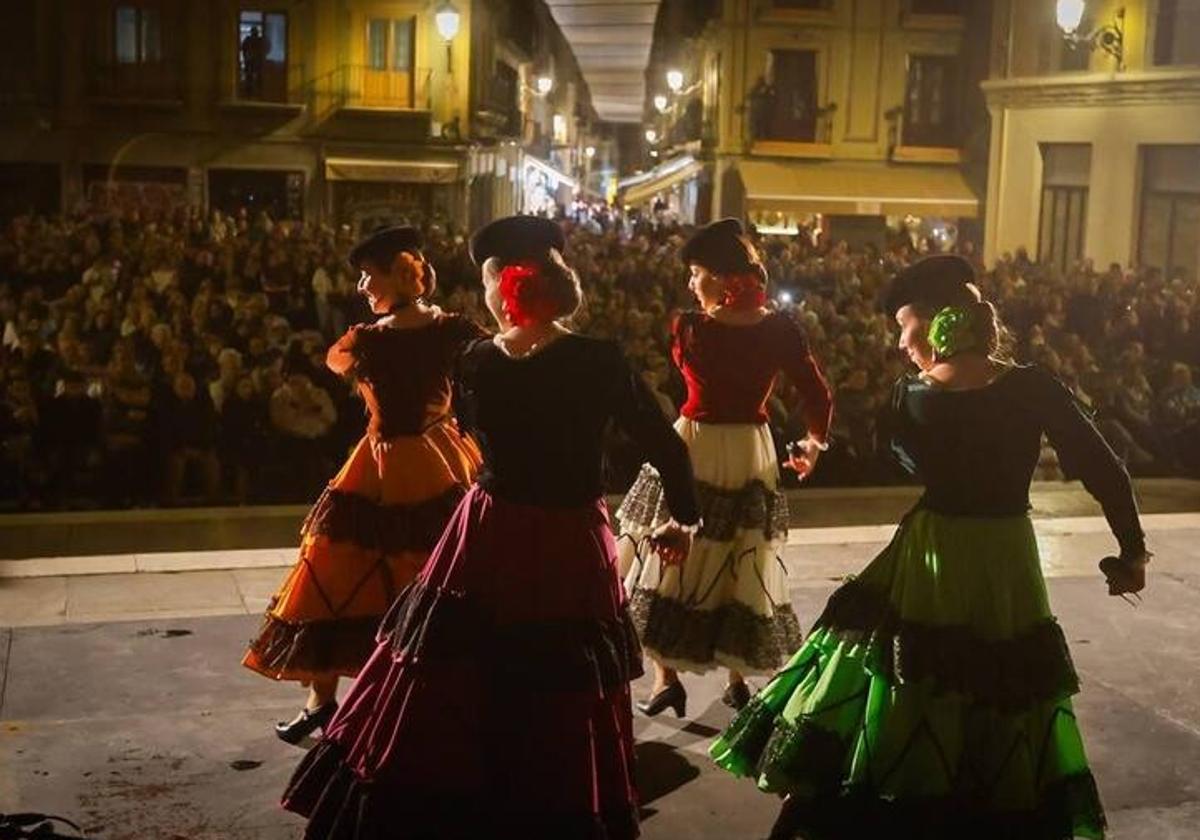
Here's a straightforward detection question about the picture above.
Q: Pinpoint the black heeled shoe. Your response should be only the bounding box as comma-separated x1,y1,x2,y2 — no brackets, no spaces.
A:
722,681,752,711
636,681,687,718
275,700,338,745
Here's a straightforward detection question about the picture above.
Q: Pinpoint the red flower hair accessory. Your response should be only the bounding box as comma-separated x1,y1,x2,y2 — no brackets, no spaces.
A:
720,271,767,310
498,261,559,326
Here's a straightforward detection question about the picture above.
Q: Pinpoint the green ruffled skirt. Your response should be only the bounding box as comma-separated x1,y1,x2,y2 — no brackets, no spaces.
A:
710,509,1105,840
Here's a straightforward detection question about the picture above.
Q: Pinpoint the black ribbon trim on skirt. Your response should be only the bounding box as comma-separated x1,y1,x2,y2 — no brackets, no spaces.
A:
628,590,803,673
810,578,1081,709
300,485,465,555
284,739,640,840
768,770,1106,840
723,698,1106,840
618,466,790,543
246,613,381,678
378,581,645,693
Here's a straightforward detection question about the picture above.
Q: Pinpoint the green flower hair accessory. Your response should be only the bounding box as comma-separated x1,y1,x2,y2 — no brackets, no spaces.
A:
927,305,978,358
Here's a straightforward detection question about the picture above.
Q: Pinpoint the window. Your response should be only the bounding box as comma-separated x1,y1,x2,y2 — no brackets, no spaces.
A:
115,5,161,64
1154,0,1200,66
392,20,414,72
238,10,287,100
1139,146,1200,281
367,18,414,73
367,19,388,71
903,56,958,147
755,50,818,142
552,114,568,145
363,17,416,107
494,61,520,135
1038,144,1091,273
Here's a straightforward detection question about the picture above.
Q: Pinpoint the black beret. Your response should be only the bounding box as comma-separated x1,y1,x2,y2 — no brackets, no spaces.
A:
680,218,759,275
469,216,565,266
347,226,423,270
883,254,976,315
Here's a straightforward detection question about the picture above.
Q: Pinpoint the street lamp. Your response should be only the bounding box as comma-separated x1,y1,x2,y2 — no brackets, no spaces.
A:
666,69,684,94
1055,0,1125,70
1055,0,1085,32
435,1,460,70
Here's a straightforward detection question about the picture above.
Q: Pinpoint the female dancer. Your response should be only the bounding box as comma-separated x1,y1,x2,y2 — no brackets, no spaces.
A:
619,218,833,716
281,216,700,838
242,226,483,743
711,254,1150,839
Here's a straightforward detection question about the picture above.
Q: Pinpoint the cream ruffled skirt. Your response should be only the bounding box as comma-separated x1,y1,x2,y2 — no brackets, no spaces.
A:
616,418,801,675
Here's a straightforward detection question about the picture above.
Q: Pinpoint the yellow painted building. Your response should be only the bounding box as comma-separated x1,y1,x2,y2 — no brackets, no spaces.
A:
0,0,597,229
640,0,988,243
982,0,1200,279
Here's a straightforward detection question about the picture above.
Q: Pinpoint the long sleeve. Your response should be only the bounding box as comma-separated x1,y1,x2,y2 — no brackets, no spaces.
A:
1029,367,1145,557
609,345,700,526
883,377,919,476
775,313,833,443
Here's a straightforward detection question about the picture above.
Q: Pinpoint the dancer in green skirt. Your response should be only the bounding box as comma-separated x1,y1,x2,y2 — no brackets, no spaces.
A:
710,254,1150,840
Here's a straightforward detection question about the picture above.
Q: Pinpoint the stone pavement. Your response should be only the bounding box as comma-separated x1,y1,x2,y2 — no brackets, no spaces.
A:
1,498,1198,838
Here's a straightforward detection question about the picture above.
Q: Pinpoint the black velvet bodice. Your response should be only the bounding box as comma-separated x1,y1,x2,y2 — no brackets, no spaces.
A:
890,364,1145,556
457,334,700,525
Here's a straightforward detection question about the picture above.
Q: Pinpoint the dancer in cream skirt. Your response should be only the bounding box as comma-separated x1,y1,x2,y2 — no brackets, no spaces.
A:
618,218,833,717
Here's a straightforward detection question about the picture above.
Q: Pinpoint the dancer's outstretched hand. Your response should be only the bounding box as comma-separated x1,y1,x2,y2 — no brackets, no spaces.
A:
785,437,824,481
650,521,694,567
1099,550,1149,602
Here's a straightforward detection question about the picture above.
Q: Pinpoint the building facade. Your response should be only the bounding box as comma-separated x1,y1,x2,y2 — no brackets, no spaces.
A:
631,0,989,245
0,0,600,230
982,0,1200,280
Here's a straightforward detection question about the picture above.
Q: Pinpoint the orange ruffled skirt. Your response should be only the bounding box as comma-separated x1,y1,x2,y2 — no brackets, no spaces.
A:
242,421,481,684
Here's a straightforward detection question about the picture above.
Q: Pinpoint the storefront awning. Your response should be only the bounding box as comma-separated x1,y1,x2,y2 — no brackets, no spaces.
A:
738,160,979,219
522,155,577,191
324,157,460,184
619,156,705,207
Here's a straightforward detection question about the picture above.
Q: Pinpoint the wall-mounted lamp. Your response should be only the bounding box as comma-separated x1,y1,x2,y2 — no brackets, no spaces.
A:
1055,0,1125,70
653,93,669,113
435,1,460,70
536,75,554,96
435,1,461,40
644,128,658,144
584,145,596,158
665,69,684,94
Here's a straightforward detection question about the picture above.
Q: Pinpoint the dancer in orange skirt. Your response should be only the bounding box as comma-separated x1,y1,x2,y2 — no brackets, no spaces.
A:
242,226,484,743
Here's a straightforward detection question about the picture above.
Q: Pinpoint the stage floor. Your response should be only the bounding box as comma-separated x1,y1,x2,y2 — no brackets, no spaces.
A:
2,513,1198,839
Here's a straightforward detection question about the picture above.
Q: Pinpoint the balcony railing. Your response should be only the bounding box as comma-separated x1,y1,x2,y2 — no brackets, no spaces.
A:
233,58,296,105
306,64,434,112
87,61,182,102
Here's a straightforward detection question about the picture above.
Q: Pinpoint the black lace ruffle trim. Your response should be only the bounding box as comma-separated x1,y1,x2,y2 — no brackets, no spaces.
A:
284,739,640,840
617,465,789,543
379,581,645,693
768,772,1104,840
245,613,380,679
767,771,1105,840
300,485,465,555
722,701,1106,840
810,578,1081,709
628,590,803,672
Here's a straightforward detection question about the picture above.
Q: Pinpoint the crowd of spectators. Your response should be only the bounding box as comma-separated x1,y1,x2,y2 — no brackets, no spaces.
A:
1,203,1197,511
